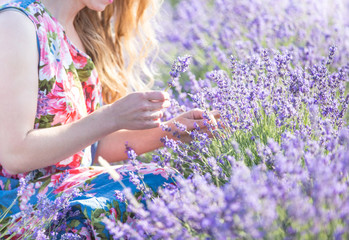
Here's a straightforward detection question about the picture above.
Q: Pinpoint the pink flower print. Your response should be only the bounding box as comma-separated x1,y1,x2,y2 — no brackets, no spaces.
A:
109,208,118,221
60,38,74,69
53,178,81,194
46,81,65,108
73,227,93,240
63,108,79,125
19,183,35,211
119,164,138,173
82,83,95,114
46,80,74,126
38,43,58,81
144,167,172,180
82,72,102,114
53,167,105,193
69,167,105,179
64,71,87,120
69,42,88,68
81,183,95,192
51,171,68,186
0,180,4,190
37,185,49,197
131,163,176,180
35,181,43,189
1,168,16,179
40,12,60,33
56,153,83,169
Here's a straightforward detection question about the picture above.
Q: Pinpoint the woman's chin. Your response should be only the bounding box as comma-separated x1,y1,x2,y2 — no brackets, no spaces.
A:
90,6,107,12
88,2,112,12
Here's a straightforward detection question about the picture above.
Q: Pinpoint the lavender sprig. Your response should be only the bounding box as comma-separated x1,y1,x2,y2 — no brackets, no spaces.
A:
165,55,192,92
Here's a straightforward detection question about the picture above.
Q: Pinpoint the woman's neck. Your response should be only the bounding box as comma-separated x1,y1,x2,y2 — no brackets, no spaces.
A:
40,0,85,31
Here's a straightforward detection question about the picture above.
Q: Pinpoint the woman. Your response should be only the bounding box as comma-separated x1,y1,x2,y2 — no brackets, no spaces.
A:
0,0,210,238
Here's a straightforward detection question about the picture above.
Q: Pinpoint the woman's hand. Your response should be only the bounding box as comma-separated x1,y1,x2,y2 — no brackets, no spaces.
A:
166,108,220,143
105,91,170,131
96,107,219,163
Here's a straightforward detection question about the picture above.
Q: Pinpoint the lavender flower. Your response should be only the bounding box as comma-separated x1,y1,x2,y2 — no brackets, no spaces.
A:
114,190,126,202
165,55,192,91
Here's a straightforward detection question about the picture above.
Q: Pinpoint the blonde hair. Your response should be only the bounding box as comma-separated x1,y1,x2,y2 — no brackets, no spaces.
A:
74,0,161,104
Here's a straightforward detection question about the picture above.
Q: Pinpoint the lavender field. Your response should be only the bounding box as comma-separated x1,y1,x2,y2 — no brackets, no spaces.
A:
107,0,349,238
3,0,349,239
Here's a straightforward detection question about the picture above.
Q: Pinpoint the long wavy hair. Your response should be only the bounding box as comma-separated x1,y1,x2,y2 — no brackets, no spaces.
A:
74,0,161,104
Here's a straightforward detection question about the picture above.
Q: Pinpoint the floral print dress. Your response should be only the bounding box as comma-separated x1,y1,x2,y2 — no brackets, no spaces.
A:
0,0,175,238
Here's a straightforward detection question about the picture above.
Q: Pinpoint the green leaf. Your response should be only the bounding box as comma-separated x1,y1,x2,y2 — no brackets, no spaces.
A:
69,219,80,228
77,60,95,82
35,114,57,129
38,77,56,93
38,178,51,194
93,222,105,231
93,208,106,218
4,180,11,191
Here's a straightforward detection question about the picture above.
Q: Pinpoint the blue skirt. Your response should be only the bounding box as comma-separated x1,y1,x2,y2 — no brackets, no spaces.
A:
0,163,176,239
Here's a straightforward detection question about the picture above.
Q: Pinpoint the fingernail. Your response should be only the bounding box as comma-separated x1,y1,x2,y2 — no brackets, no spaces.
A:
163,92,170,100
164,101,171,108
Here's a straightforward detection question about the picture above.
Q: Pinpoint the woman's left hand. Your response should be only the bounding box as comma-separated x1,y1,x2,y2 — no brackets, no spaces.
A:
165,108,220,143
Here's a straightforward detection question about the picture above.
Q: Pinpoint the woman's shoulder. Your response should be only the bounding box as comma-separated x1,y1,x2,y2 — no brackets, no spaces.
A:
0,0,37,26
0,0,41,60
0,8,36,36
0,0,46,27
0,10,38,64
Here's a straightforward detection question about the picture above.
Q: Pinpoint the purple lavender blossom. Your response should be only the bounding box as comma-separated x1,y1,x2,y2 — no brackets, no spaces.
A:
114,190,126,202
125,143,137,162
60,233,82,240
166,55,192,91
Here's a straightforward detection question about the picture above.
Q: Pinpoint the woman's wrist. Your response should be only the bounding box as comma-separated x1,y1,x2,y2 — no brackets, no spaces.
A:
98,104,122,133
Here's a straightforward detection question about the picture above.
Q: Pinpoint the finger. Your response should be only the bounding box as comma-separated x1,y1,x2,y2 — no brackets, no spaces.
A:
191,119,206,129
144,119,161,129
144,91,170,102
206,110,220,128
210,110,221,119
145,111,164,121
208,113,218,127
190,108,205,120
143,100,171,111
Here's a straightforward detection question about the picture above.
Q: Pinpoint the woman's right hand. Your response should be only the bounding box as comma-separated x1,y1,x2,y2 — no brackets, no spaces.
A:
106,91,170,131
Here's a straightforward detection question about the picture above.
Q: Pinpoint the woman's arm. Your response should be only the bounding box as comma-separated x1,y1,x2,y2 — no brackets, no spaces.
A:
96,109,210,162
0,11,110,174
96,126,167,162
0,11,169,175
